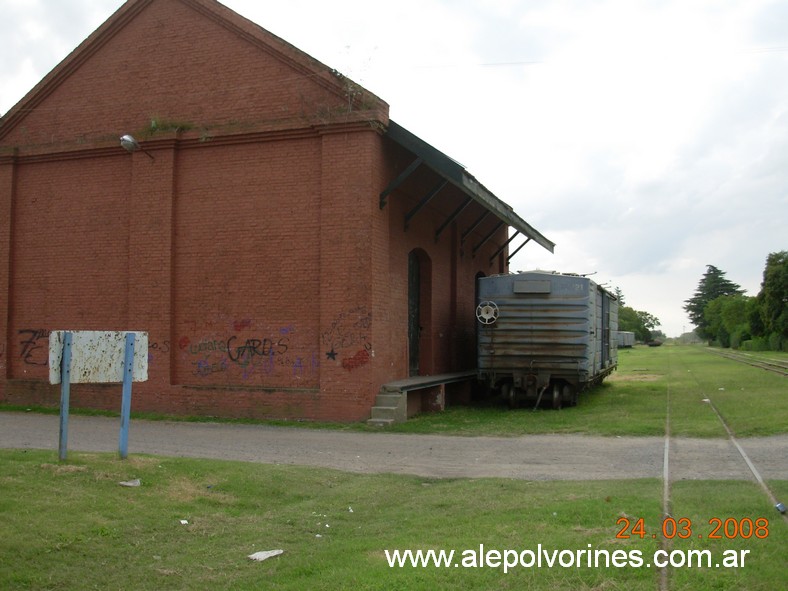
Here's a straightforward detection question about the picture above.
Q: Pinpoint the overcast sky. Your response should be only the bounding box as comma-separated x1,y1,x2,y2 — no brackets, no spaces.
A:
2,0,786,337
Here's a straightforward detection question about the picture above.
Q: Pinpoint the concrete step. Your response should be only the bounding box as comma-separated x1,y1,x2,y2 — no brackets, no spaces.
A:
367,389,407,426
374,392,405,408
367,405,400,421
366,417,395,428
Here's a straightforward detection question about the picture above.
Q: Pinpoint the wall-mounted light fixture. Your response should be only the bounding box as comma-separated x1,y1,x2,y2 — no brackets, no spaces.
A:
120,134,154,160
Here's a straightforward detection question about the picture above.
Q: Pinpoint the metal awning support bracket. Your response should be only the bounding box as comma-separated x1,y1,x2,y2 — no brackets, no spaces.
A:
472,221,505,257
489,230,520,264
379,157,423,209
507,237,532,262
461,210,490,244
435,196,473,243
404,179,448,231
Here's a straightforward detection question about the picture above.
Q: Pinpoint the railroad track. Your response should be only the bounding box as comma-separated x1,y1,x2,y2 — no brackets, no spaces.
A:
706,348,788,377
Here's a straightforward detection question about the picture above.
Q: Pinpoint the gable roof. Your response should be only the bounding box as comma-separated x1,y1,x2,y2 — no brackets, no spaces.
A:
0,0,388,143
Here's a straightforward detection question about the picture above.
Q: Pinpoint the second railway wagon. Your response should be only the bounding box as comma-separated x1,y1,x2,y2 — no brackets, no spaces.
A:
476,271,618,408
616,330,636,348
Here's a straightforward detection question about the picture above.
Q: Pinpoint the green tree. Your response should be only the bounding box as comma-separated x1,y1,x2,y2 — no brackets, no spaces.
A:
636,311,660,331
705,294,752,348
618,306,661,342
704,298,728,347
684,265,744,343
618,306,639,337
747,296,765,337
614,287,661,342
758,251,788,349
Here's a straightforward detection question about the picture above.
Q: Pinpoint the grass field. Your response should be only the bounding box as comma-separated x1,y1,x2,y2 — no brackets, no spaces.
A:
1,345,786,590
385,345,788,438
1,451,785,591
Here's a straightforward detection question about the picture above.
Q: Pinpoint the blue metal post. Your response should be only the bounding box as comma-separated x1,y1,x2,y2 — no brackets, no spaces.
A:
118,332,135,459
58,332,73,461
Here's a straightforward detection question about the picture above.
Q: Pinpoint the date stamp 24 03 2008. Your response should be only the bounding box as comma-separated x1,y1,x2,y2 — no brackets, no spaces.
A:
616,516,770,541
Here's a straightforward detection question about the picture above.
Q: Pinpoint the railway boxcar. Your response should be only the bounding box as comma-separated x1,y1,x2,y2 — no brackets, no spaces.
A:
616,331,636,348
476,271,618,408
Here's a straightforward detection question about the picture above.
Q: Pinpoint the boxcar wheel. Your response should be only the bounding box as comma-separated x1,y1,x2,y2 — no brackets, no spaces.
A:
551,384,562,410
562,384,578,407
502,383,517,409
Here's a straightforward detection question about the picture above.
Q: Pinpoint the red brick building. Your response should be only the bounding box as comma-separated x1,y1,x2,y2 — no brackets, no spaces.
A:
0,0,553,421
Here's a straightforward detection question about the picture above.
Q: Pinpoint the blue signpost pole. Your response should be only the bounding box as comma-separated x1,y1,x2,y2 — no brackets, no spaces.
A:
118,332,135,460
58,332,73,461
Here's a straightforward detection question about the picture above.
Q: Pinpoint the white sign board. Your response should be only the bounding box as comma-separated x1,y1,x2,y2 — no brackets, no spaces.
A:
49,331,149,384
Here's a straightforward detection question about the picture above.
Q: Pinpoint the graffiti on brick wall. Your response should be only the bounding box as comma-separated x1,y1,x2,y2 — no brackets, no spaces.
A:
192,356,229,377
180,321,318,381
341,349,370,371
18,329,50,366
147,340,170,366
226,335,289,366
149,340,170,354
321,306,372,371
180,336,231,378
287,352,320,377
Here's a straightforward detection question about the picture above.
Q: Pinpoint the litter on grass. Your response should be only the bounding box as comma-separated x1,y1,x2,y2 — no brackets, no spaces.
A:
119,478,141,487
248,549,284,562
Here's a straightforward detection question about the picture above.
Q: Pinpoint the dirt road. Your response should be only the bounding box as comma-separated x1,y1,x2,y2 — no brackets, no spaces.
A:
1,411,786,481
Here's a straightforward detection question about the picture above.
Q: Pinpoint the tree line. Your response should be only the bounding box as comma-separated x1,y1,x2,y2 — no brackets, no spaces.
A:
614,288,664,344
683,251,787,351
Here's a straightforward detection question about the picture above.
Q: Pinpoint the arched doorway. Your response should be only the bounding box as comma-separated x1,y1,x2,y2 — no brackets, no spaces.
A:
408,249,432,376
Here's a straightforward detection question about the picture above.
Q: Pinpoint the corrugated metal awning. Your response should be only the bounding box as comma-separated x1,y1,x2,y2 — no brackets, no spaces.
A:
381,120,555,255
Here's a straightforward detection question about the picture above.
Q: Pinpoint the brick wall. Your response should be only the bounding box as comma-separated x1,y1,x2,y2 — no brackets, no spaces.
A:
0,0,513,422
